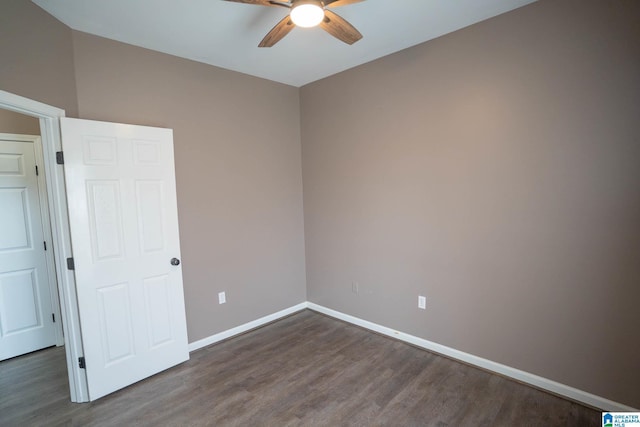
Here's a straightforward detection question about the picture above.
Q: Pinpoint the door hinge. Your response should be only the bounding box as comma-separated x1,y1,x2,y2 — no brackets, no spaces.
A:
52,313,56,323
56,151,64,165
35,165,39,176
78,357,86,369
67,257,75,270
44,241,47,251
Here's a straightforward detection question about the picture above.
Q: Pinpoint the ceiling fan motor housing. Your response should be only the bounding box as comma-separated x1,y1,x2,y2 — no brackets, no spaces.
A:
292,0,325,7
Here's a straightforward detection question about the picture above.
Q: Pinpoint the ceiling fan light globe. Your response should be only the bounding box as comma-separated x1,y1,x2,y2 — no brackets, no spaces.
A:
290,4,325,28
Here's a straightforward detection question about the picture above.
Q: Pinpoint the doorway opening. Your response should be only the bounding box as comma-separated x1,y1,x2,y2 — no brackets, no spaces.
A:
0,90,89,402
0,131,64,359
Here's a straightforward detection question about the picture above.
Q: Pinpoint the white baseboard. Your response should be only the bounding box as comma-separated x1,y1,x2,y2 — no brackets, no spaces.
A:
187,300,636,411
307,302,637,412
188,302,308,352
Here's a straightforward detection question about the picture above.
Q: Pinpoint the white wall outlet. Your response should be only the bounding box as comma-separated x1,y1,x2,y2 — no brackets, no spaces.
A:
352,281,359,294
418,295,426,309
218,291,226,304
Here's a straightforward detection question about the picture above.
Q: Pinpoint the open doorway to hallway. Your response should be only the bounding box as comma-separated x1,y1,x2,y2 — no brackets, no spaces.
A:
0,108,66,388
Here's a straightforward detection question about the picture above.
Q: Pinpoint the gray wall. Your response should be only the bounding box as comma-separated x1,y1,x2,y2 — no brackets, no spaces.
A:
300,0,640,408
0,109,40,135
0,0,78,116
71,32,307,342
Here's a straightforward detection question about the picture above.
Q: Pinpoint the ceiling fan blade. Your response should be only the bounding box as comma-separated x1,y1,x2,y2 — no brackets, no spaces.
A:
222,0,290,7
319,9,363,45
324,0,365,7
259,16,295,47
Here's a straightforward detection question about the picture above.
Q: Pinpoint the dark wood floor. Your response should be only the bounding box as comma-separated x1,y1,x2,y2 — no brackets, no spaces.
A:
1,309,599,426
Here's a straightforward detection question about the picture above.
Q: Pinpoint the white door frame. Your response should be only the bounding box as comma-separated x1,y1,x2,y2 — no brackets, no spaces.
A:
0,132,65,347
0,90,89,402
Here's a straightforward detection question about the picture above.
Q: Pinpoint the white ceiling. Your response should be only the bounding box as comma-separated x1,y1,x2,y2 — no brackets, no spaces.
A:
33,0,536,87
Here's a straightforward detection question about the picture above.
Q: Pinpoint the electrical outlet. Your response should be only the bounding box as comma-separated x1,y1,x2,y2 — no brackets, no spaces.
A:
352,281,359,294
418,295,426,310
218,291,226,304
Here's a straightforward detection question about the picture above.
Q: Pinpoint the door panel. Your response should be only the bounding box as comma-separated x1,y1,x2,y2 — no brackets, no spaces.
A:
0,139,57,360
136,181,165,253
0,189,30,250
1,269,39,333
143,274,173,348
86,180,124,260
60,118,189,401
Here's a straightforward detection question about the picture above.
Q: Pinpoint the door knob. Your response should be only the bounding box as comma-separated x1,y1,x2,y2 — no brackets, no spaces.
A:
170,258,180,266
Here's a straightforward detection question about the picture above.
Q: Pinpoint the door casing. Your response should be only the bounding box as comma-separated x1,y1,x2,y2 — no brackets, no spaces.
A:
0,90,89,402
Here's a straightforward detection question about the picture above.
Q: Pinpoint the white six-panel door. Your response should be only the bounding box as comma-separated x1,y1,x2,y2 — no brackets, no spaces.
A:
0,138,57,360
60,118,189,400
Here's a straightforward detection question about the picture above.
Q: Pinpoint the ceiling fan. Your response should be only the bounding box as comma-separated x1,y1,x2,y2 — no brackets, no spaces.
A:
223,0,365,47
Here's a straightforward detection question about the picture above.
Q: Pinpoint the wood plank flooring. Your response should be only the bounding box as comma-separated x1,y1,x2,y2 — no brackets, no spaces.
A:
0,309,600,426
